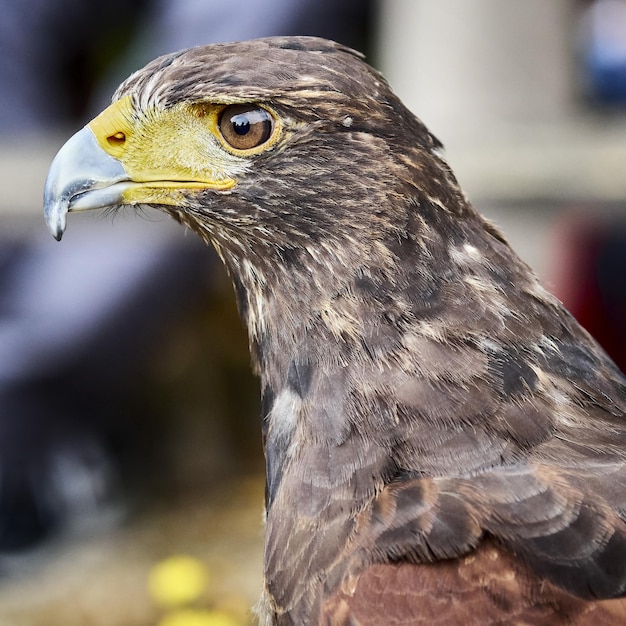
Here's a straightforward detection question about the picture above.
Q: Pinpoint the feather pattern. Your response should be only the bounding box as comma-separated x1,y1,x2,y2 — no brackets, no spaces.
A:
55,36,626,625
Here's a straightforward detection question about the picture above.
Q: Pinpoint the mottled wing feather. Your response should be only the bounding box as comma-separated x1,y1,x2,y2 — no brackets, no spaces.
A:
352,464,626,599
471,466,626,598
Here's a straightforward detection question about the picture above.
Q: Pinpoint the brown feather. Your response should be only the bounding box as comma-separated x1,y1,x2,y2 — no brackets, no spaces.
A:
323,541,626,626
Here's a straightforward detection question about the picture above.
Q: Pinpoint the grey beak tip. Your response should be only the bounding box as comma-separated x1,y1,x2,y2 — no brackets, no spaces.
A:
43,187,68,241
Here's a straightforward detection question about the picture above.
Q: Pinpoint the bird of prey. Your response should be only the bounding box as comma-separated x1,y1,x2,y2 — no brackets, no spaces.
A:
44,37,626,625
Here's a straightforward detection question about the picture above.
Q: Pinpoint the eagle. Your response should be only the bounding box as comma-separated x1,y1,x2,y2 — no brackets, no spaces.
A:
43,37,626,625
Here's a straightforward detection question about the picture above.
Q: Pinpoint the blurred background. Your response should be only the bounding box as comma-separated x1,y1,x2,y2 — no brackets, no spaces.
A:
0,0,625,624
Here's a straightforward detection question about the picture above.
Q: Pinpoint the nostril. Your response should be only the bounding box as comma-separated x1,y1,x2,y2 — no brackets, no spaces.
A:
107,131,126,147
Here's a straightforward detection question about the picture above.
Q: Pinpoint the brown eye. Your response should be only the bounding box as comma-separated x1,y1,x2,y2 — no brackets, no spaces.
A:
218,105,273,151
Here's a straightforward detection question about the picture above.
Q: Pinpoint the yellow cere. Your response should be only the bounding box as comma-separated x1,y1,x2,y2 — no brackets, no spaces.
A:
148,555,209,608
89,95,137,160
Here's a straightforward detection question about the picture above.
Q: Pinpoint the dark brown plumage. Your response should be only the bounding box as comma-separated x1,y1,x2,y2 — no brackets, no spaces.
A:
43,37,626,625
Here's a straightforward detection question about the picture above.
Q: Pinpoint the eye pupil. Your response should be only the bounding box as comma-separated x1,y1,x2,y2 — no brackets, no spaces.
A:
232,116,251,136
218,105,274,151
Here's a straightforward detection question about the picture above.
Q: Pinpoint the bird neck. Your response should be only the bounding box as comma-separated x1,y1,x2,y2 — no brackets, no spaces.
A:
215,199,538,510
219,236,401,503
225,237,425,624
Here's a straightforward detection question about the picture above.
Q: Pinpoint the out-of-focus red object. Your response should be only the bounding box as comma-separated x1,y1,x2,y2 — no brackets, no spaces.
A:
549,210,626,373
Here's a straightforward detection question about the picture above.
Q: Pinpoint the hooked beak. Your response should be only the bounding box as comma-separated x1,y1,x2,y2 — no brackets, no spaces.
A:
43,126,130,241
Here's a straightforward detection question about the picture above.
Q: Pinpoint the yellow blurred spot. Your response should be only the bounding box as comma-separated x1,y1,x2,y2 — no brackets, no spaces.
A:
157,609,243,626
148,555,209,607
